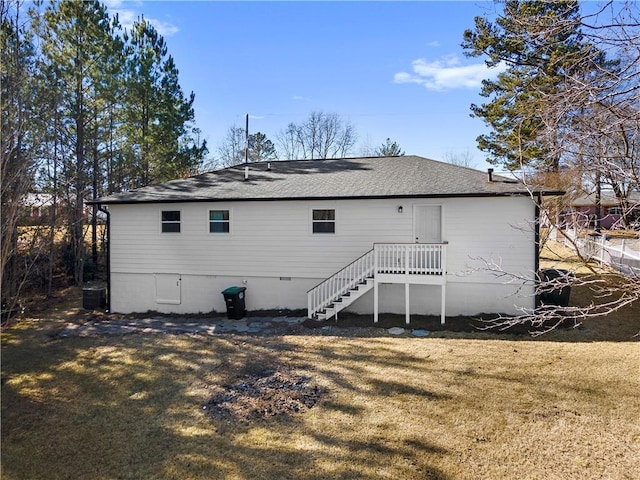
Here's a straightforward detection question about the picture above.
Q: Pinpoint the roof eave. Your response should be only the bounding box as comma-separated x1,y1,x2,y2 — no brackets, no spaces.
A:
87,190,554,206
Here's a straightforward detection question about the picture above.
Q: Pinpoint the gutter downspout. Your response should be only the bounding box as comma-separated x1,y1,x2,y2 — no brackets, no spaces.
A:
98,204,111,312
534,193,541,309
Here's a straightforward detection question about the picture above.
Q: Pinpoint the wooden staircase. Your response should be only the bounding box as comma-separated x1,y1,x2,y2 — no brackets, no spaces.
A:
307,249,375,321
313,276,374,321
307,243,448,323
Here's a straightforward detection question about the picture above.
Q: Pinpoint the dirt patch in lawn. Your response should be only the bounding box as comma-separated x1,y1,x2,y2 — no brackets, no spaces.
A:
203,366,326,424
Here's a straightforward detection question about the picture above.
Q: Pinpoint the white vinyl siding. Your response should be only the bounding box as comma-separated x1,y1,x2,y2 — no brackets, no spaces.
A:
110,199,409,278
110,197,534,279
108,196,536,314
442,196,535,282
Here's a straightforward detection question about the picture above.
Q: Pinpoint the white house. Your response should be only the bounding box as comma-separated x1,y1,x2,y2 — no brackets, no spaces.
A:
90,156,557,323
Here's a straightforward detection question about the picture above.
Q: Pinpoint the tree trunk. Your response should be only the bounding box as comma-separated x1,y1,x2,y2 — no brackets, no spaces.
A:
73,71,85,286
91,105,98,267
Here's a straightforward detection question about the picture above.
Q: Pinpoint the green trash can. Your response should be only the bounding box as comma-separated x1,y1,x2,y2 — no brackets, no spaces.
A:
221,286,246,320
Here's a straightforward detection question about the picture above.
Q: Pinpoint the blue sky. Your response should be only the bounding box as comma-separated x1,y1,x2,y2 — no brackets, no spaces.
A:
106,1,507,170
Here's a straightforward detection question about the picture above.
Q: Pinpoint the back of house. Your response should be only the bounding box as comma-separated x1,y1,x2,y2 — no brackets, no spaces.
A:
91,155,552,320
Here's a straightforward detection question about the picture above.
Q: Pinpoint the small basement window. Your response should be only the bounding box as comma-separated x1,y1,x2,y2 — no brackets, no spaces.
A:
312,209,335,234
209,210,230,233
161,210,181,233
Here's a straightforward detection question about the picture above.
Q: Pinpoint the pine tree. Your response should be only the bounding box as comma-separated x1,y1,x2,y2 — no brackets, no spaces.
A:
374,138,405,157
462,0,605,171
36,0,122,284
121,16,206,188
248,132,276,162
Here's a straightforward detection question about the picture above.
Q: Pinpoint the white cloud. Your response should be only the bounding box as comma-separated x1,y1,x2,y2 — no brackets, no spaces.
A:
147,18,179,37
112,8,136,27
110,6,179,37
394,55,507,91
292,95,312,101
426,41,440,47
103,0,127,8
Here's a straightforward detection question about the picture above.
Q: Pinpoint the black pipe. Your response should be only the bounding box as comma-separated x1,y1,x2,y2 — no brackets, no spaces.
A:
98,204,111,312
534,193,541,308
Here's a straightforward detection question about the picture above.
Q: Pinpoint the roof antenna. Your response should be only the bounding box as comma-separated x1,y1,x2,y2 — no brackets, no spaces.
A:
244,113,249,164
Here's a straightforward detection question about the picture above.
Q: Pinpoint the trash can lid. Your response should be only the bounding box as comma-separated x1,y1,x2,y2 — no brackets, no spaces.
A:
222,286,246,295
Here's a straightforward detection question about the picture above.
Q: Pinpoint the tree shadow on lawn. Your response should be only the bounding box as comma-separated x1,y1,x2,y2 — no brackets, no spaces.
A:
1,331,452,480
3,285,636,479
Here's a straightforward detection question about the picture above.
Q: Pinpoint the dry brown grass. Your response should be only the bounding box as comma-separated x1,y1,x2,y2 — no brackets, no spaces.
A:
539,239,612,274
2,288,639,480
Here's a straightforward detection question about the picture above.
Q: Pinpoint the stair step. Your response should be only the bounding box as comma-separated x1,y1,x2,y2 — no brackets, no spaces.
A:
311,267,376,321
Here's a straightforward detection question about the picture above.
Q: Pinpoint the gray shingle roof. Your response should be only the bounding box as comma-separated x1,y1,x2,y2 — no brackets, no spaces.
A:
571,191,640,207
91,155,554,205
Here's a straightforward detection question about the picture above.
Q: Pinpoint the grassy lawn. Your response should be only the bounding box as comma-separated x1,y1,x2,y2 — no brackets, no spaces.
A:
2,286,639,479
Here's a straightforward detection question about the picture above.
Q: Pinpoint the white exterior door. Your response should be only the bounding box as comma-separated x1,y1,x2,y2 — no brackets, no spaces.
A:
413,205,442,243
155,273,181,304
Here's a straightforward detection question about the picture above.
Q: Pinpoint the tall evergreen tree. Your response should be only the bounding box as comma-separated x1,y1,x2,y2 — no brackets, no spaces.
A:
121,16,206,188
248,132,276,162
36,0,121,284
2,0,211,307
462,0,605,171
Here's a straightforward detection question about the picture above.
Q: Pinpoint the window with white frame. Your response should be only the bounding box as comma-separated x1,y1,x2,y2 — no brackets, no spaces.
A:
161,210,181,233
209,210,230,233
312,209,335,234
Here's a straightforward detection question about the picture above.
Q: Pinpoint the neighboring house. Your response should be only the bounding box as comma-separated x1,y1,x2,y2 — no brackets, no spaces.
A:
89,156,558,322
21,193,106,225
563,191,640,230
21,193,60,225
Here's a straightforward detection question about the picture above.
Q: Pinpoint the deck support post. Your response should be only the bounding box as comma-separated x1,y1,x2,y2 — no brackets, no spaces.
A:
405,247,411,324
373,246,379,323
373,280,379,323
441,283,446,325
441,243,447,324
405,281,410,325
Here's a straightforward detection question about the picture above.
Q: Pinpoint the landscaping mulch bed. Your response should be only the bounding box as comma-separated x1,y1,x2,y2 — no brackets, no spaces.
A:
302,312,576,336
